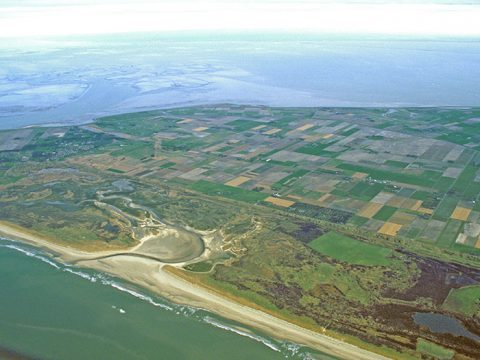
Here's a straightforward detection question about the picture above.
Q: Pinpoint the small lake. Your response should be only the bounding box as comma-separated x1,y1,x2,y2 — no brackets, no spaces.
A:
413,312,480,342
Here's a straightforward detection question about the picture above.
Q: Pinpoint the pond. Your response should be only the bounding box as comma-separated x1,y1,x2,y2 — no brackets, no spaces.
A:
413,312,480,342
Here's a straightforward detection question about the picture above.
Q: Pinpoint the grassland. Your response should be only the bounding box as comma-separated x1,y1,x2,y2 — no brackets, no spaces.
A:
416,339,455,360
308,231,392,266
189,180,268,203
442,286,480,316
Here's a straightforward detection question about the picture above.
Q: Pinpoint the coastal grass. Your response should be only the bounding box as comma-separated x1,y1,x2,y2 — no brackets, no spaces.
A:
308,231,392,266
0,220,132,252
0,174,23,185
184,261,213,273
416,339,454,360
442,286,480,316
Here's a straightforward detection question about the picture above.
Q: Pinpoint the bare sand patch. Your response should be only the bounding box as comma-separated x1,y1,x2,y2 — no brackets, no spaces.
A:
302,135,322,142
418,207,434,215
297,123,314,131
318,193,332,203
352,172,368,180
177,118,193,124
455,233,468,245
378,222,402,236
358,202,383,218
263,128,281,135
451,206,472,221
265,196,296,208
288,123,314,135
224,175,251,187
287,194,303,200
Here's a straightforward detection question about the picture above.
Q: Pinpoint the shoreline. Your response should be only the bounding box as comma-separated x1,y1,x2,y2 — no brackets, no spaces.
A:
2,102,475,132
0,222,391,360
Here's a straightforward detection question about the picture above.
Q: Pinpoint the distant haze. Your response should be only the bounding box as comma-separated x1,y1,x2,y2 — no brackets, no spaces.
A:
1,0,480,38
0,34,479,129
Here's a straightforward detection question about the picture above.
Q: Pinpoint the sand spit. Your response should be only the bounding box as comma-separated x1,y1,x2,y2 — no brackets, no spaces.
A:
0,222,391,360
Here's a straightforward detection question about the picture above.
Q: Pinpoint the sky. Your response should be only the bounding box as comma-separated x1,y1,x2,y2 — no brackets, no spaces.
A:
0,0,479,38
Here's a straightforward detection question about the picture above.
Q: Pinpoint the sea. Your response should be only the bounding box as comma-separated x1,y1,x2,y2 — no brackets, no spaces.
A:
0,33,479,129
0,238,332,360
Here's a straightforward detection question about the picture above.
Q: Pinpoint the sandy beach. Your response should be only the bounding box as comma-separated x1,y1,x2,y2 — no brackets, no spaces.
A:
0,221,390,360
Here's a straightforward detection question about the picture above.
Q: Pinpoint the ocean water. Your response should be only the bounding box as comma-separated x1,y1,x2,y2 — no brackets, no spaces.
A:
0,34,479,129
0,239,332,360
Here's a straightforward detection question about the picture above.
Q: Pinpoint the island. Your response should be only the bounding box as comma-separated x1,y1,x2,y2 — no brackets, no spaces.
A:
1,104,479,359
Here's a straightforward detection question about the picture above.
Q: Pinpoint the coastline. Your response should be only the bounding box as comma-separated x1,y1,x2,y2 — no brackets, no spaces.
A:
0,222,391,360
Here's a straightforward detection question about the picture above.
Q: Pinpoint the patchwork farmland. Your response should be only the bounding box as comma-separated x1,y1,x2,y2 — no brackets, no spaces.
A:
86,105,480,254
2,105,480,255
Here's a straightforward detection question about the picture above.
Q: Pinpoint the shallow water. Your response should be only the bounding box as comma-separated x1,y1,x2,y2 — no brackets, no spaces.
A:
413,312,480,342
1,34,479,129
0,238,334,360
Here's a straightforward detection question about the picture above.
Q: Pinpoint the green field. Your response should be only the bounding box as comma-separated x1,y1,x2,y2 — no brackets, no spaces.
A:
189,180,268,203
295,142,336,156
436,219,462,248
336,163,440,188
373,205,397,221
349,182,384,201
442,286,480,316
226,119,263,131
96,111,177,137
308,231,392,266
110,141,154,159
416,339,454,360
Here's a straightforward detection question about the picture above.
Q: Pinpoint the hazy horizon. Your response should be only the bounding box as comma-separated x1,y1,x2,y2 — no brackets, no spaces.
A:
1,0,480,38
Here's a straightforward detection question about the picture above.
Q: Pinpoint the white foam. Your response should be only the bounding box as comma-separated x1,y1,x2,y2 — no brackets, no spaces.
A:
63,267,97,282
1,244,61,269
203,316,281,352
2,243,36,257
37,256,61,269
106,281,173,311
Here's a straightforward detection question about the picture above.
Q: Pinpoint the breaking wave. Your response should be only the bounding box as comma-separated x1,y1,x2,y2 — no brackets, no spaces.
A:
1,243,61,269
203,316,281,352
106,281,173,311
